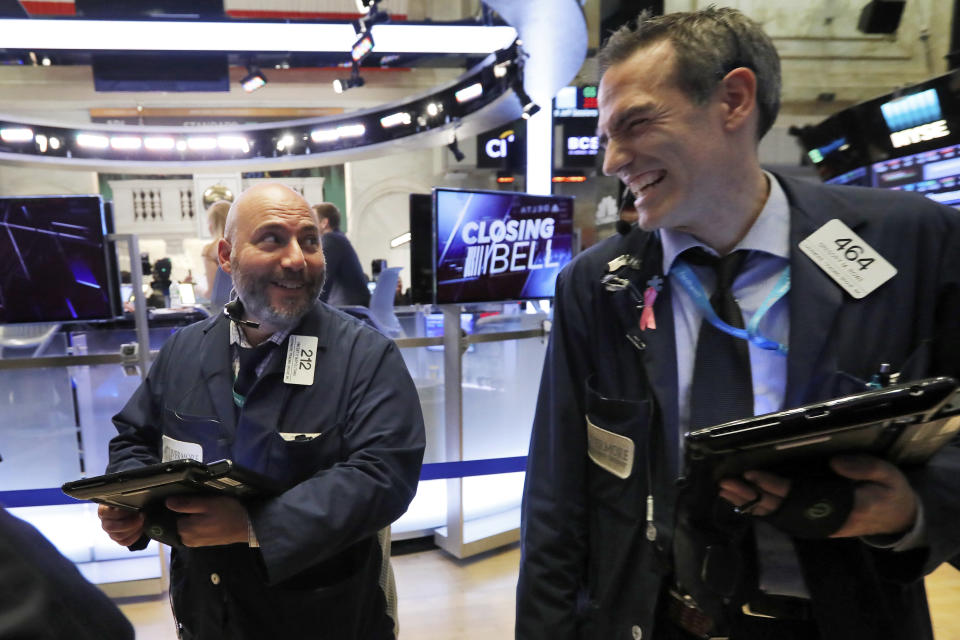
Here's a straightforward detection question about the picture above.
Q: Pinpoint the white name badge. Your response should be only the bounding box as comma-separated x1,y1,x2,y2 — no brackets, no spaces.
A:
798,219,897,299
162,435,203,463
284,334,318,386
586,417,634,479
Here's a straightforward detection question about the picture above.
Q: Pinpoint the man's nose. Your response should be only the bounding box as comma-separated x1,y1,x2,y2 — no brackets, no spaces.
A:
281,240,306,270
601,139,630,177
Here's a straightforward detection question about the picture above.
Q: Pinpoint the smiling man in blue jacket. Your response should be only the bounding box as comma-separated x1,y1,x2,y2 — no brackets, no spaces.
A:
97,183,425,640
517,7,960,640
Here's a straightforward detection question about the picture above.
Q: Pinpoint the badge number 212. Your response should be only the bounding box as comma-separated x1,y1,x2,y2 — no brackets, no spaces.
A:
298,348,313,370
284,335,318,385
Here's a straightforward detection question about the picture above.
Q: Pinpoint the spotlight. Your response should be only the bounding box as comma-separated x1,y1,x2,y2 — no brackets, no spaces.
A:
240,67,267,93
49,136,60,150
512,78,540,119
521,102,541,119
380,111,412,128
354,0,389,30
35,134,47,152
76,133,109,149
0,127,34,143
144,136,175,151
187,137,217,151
446,135,465,163
426,102,440,117
455,82,483,104
351,32,374,64
217,135,250,153
110,136,142,150
333,66,365,93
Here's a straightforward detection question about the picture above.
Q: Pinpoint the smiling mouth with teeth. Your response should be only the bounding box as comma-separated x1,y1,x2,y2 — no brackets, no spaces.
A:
631,171,666,196
273,281,305,289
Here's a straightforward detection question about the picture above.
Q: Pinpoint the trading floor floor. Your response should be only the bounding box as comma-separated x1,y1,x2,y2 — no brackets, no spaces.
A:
121,543,960,639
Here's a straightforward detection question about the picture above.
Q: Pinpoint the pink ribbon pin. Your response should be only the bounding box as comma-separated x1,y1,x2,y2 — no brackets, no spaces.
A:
639,286,658,331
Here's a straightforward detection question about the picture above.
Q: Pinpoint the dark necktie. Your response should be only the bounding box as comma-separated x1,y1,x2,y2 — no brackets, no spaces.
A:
687,248,753,430
234,341,275,405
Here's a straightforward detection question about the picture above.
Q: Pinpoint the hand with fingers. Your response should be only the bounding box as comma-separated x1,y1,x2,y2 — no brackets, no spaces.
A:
718,453,919,539
165,495,251,547
97,504,145,547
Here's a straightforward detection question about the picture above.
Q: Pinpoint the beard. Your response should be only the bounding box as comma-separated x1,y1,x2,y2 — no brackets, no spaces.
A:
231,256,326,330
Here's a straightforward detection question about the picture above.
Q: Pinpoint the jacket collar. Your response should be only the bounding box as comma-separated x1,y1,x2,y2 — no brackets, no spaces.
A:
197,301,330,427
776,174,865,406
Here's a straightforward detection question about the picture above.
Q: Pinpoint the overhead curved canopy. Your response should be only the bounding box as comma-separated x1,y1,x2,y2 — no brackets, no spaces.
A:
0,0,587,172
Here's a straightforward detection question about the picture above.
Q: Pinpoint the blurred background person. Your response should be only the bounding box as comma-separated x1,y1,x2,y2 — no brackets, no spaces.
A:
201,199,233,309
313,202,371,307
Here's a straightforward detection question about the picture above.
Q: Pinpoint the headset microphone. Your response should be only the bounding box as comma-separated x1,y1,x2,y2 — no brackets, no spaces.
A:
615,192,634,236
223,299,260,329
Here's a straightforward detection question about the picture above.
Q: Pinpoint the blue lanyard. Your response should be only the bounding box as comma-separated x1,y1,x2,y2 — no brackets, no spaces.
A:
671,260,790,355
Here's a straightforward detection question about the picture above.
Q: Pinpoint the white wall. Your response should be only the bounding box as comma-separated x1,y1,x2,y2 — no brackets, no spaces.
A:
345,148,439,283
0,165,98,196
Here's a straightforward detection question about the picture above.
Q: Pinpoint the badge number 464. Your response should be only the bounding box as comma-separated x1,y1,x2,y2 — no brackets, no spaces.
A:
798,219,897,299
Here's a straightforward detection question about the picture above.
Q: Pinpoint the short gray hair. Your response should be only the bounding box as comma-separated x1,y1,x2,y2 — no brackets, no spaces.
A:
597,6,781,140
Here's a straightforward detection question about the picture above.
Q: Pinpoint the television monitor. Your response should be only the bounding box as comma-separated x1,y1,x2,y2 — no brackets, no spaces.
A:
870,141,960,209
408,194,435,305
432,188,575,304
0,195,121,324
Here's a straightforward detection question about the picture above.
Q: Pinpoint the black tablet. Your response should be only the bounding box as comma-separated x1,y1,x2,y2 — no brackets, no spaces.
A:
61,459,282,510
684,376,960,480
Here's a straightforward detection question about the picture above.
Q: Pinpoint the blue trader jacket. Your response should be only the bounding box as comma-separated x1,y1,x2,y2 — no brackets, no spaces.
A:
107,302,425,640
516,175,960,640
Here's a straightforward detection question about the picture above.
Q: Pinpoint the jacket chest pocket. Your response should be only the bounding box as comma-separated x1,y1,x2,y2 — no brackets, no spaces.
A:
273,425,343,484
584,383,651,521
162,407,228,463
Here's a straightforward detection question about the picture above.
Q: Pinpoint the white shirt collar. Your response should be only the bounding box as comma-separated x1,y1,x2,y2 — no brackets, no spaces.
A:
660,171,791,273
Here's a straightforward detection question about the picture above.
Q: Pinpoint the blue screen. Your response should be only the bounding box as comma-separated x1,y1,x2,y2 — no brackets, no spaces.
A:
871,141,960,209
433,189,574,304
0,195,115,324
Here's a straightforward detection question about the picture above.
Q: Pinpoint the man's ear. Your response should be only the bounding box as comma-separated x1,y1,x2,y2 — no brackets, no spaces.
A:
717,66,758,135
218,238,233,275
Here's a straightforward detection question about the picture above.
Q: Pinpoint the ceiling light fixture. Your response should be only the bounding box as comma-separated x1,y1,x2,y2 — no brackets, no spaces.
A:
186,137,217,151
513,77,540,119
333,64,365,94
351,32,375,64
0,127,34,143
110,136,142,150
240,67,267,93
0,19,517,55
144,136,175,151
380,112,412,128
455,83,483,104
76,133,109,149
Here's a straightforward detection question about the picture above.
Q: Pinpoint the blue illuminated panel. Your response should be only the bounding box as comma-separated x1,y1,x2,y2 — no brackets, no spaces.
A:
880,88,942,132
